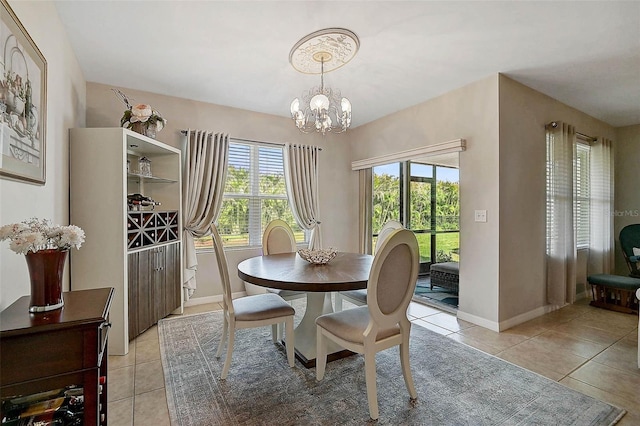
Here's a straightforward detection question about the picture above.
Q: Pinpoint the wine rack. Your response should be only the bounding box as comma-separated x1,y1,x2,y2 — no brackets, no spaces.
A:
127,210,179,250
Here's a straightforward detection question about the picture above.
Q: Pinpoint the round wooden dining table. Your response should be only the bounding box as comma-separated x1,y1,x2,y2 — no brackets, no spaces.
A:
237,251,374,367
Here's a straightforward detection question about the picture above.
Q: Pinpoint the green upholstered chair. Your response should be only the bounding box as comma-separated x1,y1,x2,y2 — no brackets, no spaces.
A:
619,224,640,278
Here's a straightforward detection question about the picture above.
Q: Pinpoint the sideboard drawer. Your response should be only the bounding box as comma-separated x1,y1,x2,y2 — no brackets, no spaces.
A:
0,329,87,386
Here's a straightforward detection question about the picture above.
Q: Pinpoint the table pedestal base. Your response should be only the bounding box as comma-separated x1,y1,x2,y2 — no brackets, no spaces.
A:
293,347,355,368
287,292,355,368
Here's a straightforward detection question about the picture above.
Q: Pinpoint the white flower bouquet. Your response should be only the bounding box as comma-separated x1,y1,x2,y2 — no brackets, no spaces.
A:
0,218,85,254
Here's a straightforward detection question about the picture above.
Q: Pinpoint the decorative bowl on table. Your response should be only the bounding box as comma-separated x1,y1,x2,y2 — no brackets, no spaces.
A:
297,247,338,265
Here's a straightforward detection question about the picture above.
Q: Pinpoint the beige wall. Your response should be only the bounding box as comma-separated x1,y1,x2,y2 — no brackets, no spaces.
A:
349,75,501,327
0,1,86,311
498,75,616,324
86,82,358,299
614,124,640,275
348,74,620,330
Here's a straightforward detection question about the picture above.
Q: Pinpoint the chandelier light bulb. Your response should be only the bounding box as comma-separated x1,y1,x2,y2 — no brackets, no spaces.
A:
310,94,330,112
290,98,300,115
341,98,351,113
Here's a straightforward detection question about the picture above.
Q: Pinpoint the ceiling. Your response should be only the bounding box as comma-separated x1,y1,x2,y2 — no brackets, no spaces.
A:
53,1,640,129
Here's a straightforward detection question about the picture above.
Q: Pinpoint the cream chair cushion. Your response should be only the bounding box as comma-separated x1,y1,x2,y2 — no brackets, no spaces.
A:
315,306,400,344
233,293,295,321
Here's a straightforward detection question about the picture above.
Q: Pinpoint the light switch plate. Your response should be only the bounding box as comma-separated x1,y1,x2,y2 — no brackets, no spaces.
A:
475,210,487,222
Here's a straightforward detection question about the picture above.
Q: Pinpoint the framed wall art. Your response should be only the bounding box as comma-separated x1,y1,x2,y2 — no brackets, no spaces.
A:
0,0,47,184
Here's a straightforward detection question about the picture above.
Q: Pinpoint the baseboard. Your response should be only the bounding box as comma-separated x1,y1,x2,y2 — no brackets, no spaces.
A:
576,290,589,301
456,310,500,332
497,305,559,331
458,303,563,332
183,291,247,307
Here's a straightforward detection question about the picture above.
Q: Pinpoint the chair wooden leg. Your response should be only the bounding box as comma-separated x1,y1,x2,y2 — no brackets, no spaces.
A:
271,324,278,343
216,315,228,358
285,317,295,367
221,327,235,379
400,336,417,400
364,350,379,420
316,328,327,380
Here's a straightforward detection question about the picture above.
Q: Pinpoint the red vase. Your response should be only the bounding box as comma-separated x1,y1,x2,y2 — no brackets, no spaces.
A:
25,249,68,313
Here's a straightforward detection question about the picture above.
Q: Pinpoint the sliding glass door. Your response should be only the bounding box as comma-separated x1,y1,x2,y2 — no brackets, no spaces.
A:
372,161,459,274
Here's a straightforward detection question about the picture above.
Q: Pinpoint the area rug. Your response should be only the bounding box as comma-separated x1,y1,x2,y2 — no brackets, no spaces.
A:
414,276,459,313
158,304,625,426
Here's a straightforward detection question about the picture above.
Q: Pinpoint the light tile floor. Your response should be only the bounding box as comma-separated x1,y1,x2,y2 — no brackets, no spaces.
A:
107,298,639,425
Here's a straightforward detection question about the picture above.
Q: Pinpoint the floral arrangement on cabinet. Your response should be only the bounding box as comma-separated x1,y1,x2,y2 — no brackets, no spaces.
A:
0,218,85,254
114,89,166,138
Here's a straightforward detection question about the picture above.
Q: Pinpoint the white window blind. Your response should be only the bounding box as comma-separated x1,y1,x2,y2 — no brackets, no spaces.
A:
215,140,304,248
575,143,591,248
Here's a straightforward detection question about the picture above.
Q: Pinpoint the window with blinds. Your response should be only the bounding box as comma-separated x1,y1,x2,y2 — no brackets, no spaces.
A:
194,140,305,250
574,143,591,248
545,132,591,253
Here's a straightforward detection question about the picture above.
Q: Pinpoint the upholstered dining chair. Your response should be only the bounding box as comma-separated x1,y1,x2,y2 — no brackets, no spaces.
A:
210,224,295,379
262,219,306,300
261,219,306,339
316,228,420,420
335,220,404,311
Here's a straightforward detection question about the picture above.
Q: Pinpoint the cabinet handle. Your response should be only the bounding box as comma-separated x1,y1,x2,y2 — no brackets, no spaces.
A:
154,249,159,271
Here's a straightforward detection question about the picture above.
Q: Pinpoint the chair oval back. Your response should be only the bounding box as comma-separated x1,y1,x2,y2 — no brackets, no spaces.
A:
367,228,419,328
263,219,297,255
210,224,234,314
375,220,404,254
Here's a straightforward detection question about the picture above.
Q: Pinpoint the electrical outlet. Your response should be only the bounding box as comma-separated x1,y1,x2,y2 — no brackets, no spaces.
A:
474,210,487,222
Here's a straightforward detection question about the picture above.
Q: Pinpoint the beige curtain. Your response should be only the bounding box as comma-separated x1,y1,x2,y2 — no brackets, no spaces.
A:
546,122,577,305
588,137,614,274
283,144,322,249
359,168,373,254
183,130,229,298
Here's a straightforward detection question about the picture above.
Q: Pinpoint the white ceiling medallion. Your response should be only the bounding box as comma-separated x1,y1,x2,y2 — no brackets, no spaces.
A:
289,28,359,135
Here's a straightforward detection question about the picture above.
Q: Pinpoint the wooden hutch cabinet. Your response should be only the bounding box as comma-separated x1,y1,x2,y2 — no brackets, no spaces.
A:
0,288,114,426
70,128,183,355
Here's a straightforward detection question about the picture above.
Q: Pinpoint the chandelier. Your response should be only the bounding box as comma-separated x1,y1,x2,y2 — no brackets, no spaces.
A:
289,28,359,135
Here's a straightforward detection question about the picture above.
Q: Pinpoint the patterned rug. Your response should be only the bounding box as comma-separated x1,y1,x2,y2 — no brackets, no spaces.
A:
414,276,459,314
158,302,625,426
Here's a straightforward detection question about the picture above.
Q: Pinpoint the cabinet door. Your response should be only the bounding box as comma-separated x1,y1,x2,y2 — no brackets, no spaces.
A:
127,252,140,339
152,246,166,323
163,243,181,317
153,243,181,321
128,249,154,339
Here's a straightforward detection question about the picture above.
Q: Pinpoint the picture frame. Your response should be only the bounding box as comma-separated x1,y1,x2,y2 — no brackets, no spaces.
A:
0,0,47,184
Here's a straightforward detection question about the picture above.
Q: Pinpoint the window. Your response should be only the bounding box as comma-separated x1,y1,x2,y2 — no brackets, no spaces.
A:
575,142,591,248
545,130,592,252
194,140,305,250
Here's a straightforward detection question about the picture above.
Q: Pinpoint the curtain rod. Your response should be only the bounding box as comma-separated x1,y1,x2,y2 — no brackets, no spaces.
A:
180,130,321,150
547,122,597,142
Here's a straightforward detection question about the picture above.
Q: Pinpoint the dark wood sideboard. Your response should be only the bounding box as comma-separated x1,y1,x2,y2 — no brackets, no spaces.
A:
0,288,114,426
